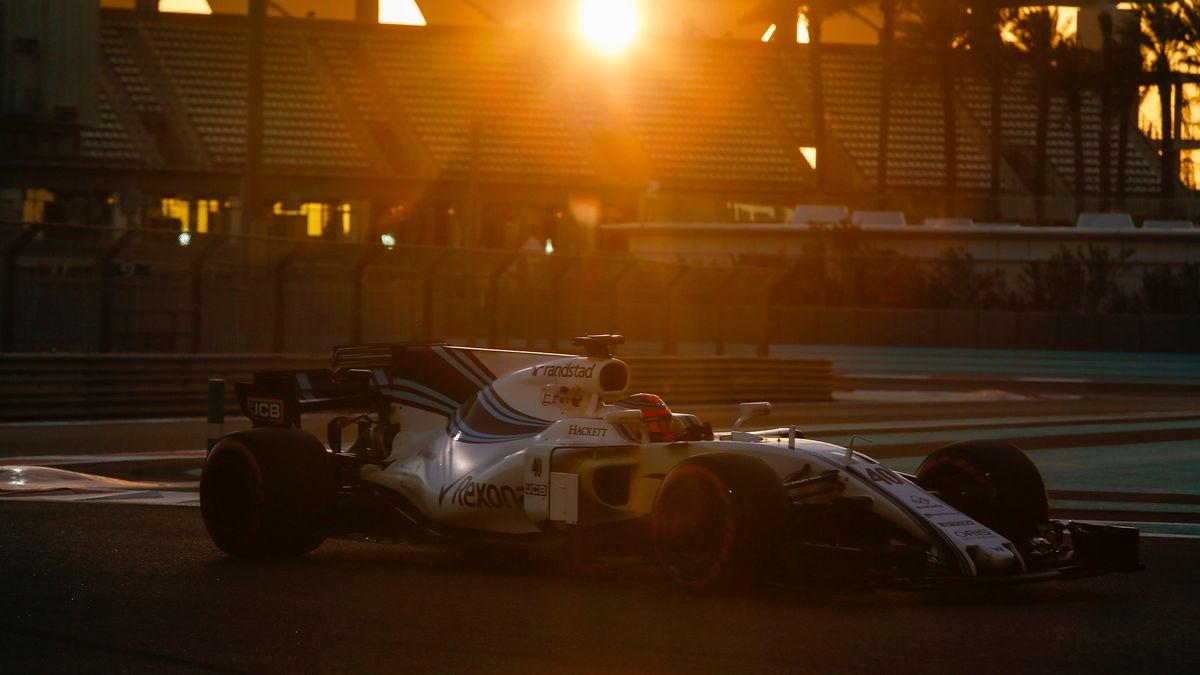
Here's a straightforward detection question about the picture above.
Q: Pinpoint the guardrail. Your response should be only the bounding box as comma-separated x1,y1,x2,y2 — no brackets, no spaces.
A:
0,353,832,422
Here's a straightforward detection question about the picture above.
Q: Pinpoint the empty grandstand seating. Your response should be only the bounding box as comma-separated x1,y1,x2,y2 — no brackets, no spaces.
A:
131,14,371,172
79,88,142,164
19,9,1183,209
799,45,995,191
100,24,161,116
557,39,807,188
959,71,1161,196
366,28,594,180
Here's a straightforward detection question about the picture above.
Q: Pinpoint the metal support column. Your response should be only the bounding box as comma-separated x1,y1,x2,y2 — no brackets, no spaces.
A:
272,245,305,353
1,224,41,352
350,246,381,344
486,255,519,348
98,230,134,353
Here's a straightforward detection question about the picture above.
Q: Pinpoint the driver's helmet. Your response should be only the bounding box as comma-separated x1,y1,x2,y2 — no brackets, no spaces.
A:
616,392,675,442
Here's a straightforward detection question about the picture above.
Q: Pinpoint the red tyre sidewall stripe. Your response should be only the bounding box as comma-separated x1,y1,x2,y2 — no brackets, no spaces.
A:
213,439,264,546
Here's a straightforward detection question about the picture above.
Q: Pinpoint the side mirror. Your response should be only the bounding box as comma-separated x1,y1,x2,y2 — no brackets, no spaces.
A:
604,408,648,444
733,402,771,430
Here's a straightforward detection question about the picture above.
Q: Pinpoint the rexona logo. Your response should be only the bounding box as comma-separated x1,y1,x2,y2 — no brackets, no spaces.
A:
438,474,523,509
247,397,284,421
531,363,595,379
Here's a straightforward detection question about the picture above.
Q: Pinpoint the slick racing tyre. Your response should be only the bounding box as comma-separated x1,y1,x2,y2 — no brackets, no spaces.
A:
200,428,336,557
916,440,1048,542
652,453,789,591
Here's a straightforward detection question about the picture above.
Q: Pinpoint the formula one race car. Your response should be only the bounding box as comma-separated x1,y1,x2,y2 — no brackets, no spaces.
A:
200,335,1141,590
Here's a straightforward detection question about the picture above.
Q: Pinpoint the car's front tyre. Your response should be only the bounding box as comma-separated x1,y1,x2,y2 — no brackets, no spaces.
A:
916,440,1048,543
651,453,789,591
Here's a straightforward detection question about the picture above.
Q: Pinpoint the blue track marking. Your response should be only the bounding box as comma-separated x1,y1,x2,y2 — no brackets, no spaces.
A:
1052,500,1200,515
799,411,1200,436
1133,524,1200,537
884,439,1200,496
884,438,1200,530
1025,440,1200,496
814,418,1200,449
770,344,1200,385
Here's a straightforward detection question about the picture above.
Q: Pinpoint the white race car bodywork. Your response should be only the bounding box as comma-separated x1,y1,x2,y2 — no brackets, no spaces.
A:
214,335,1140,588
347,343,1016,577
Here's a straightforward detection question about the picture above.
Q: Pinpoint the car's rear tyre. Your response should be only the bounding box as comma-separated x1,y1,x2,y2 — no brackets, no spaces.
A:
652,453,789,591
200,428,335,557
916,440,1048,542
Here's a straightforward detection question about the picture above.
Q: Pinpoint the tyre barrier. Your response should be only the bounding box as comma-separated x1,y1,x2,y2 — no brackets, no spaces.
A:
0,353,832,422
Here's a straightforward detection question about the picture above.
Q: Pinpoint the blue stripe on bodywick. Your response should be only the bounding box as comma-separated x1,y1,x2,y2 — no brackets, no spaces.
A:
478,387,551,427
434,346,490,389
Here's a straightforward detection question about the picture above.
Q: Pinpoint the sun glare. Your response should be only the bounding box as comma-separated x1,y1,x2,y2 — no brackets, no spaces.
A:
379,0,426,26
761,15,809,44
159,0,211,14
578,0,639,55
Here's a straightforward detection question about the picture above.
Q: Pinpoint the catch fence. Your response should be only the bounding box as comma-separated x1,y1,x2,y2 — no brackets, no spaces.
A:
1,221,1196,355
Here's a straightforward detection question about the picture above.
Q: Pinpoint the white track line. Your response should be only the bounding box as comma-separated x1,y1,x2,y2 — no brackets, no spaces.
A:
0,449,206,466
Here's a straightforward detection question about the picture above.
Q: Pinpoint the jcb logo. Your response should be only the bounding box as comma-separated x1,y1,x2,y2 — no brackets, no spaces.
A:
248,398,283,420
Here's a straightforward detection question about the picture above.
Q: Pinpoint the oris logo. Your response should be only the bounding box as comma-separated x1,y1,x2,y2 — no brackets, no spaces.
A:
248,397,283,421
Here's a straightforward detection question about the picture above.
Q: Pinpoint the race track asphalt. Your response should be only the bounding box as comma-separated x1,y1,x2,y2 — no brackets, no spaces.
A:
1,500,1197,675
2,390,1199,673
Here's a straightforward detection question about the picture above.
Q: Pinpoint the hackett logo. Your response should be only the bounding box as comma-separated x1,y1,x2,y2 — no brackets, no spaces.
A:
568,425,607,437
531,363,596,379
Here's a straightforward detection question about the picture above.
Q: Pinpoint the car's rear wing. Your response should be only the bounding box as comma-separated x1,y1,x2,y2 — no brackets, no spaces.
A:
331,342,445,370
234,342,448,427
235,369,378,427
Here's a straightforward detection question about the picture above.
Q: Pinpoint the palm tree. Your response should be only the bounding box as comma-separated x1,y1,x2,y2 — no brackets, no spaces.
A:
1179,1,1200,193
1109,10,1145,208
1097,11,1118,209
754,1,867,192
1051,38,1095,213
877,0,897,200
1009,7,1060,225
800,1,869,193
964,1,1015,217
1137,2,1199,206
899,0,969,214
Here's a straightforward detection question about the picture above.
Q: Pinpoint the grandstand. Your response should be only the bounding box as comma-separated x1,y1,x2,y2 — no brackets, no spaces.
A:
0,1,1193,252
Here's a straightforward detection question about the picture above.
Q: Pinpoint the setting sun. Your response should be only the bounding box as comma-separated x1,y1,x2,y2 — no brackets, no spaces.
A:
380,0,426,26
578,0,639,55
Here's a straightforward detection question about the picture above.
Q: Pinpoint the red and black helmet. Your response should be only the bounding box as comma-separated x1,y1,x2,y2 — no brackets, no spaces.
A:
617,393,675,442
